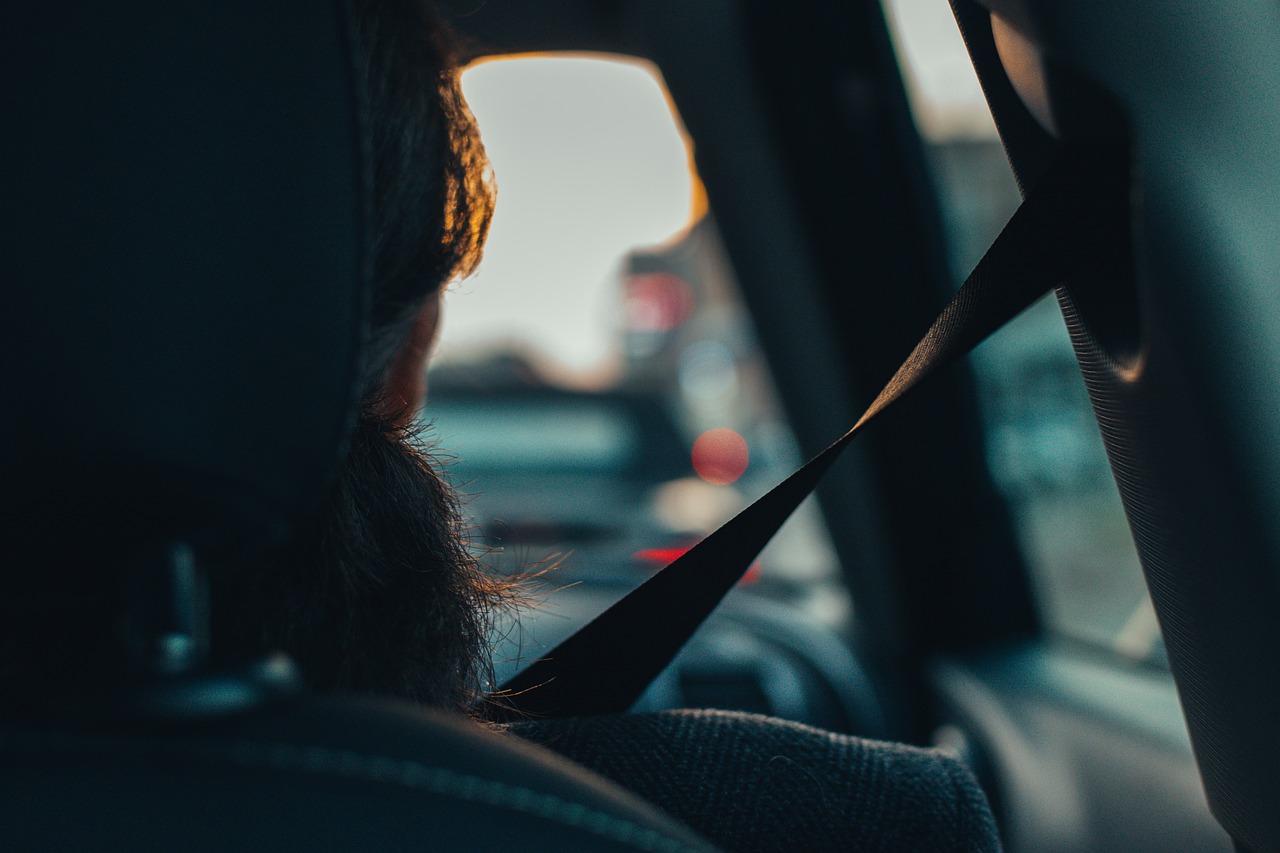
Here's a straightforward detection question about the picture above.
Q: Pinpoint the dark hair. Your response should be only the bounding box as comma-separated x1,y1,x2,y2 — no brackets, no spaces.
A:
356,0,494,394
226,0,509,712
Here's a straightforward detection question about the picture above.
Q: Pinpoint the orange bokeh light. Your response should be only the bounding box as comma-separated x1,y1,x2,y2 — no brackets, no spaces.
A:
691,427,749,485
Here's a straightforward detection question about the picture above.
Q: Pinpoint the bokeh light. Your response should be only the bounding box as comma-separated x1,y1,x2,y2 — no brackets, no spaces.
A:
691,427,750,485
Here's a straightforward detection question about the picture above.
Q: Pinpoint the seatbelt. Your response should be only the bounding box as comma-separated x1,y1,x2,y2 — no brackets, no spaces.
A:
488,145,1130,722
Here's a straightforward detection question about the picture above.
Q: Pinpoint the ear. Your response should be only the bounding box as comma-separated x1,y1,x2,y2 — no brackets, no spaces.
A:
380,291,443,425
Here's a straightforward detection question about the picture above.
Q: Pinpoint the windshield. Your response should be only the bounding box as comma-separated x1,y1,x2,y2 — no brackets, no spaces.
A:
425,55,849,630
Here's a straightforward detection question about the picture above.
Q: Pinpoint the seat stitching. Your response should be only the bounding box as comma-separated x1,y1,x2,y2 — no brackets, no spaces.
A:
0,731,702,853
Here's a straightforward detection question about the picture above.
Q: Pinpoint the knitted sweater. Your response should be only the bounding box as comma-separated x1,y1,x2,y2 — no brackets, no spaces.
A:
507,709,1001,853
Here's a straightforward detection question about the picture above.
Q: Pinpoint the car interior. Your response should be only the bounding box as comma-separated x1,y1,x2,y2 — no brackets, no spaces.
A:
6,0,1278,851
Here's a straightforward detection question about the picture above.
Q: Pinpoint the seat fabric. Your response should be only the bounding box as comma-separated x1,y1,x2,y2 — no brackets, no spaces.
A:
1,697,713,852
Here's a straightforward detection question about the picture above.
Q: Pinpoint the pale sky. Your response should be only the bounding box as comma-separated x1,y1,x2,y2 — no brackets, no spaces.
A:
883,0,998,140
438,56,695,382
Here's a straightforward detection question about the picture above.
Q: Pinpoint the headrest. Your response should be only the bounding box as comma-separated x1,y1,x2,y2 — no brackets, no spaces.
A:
2,1,367,565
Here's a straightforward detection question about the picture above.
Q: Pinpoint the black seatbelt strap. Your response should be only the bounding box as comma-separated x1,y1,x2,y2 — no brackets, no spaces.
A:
489,145,1130,722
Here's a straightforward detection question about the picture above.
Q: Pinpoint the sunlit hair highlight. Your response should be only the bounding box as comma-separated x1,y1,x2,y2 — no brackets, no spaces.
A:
356,0,495,393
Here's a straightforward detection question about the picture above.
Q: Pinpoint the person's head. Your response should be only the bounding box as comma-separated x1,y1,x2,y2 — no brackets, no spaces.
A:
356,0,492,418
221,0,507,713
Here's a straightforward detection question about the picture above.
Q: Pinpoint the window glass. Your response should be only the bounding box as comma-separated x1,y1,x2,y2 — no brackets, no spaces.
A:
429,56,849,631
882,0,1162,662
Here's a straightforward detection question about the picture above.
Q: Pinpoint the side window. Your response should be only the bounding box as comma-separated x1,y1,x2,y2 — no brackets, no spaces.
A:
430,56,850,639
883,1,1161,662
